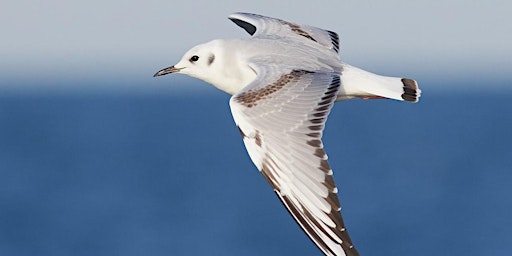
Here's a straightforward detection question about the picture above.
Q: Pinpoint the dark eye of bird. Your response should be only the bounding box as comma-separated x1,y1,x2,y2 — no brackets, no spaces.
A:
189,55,199,62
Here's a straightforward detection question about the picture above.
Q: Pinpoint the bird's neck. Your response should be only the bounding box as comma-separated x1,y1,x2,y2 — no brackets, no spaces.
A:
205,41,257,95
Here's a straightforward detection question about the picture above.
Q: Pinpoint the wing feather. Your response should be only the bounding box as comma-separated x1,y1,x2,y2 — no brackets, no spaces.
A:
230,63,359,256
228,12,340,54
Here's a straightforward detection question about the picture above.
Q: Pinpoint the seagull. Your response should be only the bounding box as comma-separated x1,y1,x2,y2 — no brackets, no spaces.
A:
154,12,420,256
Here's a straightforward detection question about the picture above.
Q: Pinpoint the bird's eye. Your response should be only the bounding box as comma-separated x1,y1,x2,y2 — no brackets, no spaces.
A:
189,55,199,62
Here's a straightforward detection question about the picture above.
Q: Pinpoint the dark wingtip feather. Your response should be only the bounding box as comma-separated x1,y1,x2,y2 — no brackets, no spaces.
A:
327,30,340,53
229,17,257,35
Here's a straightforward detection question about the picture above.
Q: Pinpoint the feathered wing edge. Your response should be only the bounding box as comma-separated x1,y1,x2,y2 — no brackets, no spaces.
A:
228,12,340,54
230,69,359,256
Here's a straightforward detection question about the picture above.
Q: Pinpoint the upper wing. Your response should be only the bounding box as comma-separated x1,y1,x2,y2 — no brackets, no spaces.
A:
228,12,340,54
229,62,359,256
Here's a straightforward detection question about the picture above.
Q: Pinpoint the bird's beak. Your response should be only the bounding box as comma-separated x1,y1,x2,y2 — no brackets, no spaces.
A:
153,66,183,77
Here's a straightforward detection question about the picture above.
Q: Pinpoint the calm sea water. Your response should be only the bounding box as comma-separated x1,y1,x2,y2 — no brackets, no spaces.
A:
0,86,511,256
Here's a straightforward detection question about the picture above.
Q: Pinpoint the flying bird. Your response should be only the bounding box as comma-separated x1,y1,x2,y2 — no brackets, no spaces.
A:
154,12,420,256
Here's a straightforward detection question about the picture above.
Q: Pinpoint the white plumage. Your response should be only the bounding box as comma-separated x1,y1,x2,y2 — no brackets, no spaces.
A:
154,12,421,256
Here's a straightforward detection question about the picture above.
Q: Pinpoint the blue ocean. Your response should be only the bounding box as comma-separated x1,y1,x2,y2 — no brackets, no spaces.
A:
1,82,511,256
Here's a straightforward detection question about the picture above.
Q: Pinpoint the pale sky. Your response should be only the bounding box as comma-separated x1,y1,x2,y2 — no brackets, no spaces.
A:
1,0,511,91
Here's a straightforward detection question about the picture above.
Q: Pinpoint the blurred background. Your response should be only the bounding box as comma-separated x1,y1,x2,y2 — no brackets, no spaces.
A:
1,1,511,255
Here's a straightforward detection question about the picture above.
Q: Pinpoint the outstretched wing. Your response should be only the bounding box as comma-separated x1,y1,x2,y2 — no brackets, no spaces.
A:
230,62,359,256
228,12,340,54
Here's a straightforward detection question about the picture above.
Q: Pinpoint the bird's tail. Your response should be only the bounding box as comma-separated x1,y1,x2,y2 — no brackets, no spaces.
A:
338,63,421,102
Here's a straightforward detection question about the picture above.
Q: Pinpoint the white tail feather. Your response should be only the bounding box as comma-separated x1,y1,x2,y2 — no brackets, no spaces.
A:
338,63,421,102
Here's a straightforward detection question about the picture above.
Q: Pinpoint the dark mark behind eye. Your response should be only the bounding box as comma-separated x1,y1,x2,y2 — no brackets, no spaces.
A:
208,54,215,65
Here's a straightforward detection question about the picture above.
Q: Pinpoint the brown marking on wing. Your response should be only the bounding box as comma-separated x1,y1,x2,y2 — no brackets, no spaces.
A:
255,130,262,147
234,70,313,107
237,125,247,138
281,21,318,42
253,74,359,255
304,137,359,256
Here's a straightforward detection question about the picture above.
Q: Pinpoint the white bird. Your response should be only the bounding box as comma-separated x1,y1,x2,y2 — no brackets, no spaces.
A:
154,12,420,256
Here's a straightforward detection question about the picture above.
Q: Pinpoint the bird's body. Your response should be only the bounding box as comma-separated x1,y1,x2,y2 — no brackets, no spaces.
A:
159,37,419,102
154,12,420,256
167,37,341,95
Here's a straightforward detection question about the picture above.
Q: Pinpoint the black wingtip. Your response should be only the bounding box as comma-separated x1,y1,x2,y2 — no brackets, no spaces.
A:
229,17,257,35
327,30,340,53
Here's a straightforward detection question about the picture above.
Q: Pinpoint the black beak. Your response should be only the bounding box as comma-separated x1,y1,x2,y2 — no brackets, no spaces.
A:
153,66,183,77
